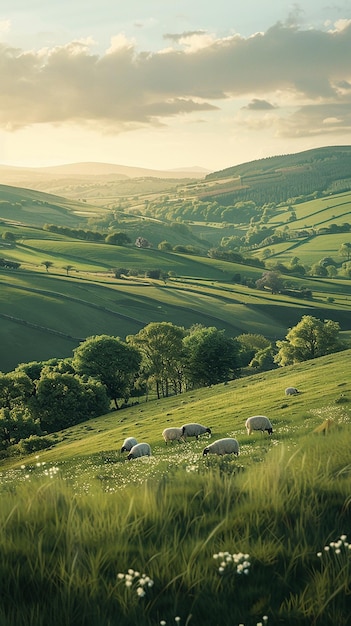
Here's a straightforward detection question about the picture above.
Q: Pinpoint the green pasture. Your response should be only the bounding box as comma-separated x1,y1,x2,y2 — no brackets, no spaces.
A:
2,237,257,279
290,194,351,229
1,177,351,375
3,346,350,469
1,251,351,371
268,191,351,229
260,232,350,266
1,350,351,625
0,184,105,227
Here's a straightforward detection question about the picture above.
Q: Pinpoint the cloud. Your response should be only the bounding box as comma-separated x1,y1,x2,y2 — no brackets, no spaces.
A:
243,99,276,110
276,103,351,137
0,20,351,139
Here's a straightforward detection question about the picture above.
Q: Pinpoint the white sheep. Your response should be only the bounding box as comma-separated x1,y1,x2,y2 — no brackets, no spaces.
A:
162,427,185,444
181,423,212,440
285,387,300,396
203,438,239,456
120,437,138,453
245,415,273,436
127,442,151,460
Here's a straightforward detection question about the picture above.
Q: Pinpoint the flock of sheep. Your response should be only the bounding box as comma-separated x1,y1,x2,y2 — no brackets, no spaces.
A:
120,388,299,461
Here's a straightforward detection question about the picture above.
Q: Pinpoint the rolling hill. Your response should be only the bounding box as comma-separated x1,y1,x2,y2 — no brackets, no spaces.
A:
1,145,351,372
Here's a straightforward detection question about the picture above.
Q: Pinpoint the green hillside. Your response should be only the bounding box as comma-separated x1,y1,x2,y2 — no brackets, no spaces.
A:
1,145,351,371
201,145,351,206
1,349,350,625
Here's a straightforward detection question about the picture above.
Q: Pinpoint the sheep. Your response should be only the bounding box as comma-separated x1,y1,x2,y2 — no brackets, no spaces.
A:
203,438,239,457
120,437,138,453
245,415,273,436
162,427,185,444
127,442,151,460
181,423,212,440
285,387,300,396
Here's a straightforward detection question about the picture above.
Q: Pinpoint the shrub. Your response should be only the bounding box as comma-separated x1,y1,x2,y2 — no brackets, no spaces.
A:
17,434,57,454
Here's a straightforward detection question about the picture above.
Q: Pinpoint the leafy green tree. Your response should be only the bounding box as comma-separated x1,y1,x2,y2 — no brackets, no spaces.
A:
256,271,284,294
0,372,34,410
113,267,129,278
310,263,327,277
326,265,338,278
158,241,173,251
249,346,276,371
339,242,351,261
236,333,271,367
127,322,186,398
72,335,141,409
34,371,110,431
274,315,346,366
15,358,74,381
105,232,131,246
0,406,42,449
183,326,241,388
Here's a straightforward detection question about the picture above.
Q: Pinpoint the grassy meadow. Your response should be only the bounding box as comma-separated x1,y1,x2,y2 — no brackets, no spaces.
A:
1,164,351,624
1,349,351,625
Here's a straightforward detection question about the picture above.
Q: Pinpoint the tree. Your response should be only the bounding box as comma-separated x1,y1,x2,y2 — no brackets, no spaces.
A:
183,326,241,388
113,267,129,279
236,333,271,367
326,265,338,278
72,335,141,409
256,271,284,294
0,371,34,410
249,346,276,371
42,260,53,272
105,232,131,246
274,315,346,366
310,263,327,277
0,406,41,450
127,322,186,398
33,371,110,431
339,243,351,261
158,241,173,251
63,265,74,276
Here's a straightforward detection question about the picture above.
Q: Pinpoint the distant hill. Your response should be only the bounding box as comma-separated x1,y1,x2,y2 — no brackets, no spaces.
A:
198,145,351,206
0,161,210,184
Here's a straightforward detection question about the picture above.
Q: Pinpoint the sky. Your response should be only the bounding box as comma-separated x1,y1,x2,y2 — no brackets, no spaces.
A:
0,1,351,172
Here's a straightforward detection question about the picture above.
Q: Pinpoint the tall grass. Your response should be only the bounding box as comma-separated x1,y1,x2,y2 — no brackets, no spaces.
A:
1,425,351,626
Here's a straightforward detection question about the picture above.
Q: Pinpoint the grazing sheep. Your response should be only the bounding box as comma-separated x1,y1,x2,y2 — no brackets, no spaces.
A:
162,427,185,444
127,442,151,460
203,438,239,457
120,437,138,453
245,415,273,436
181,423,212,440
285,387,300,396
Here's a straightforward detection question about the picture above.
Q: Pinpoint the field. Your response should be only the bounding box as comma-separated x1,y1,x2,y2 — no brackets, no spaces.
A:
1,349,351,625
1,178,351,372
1,150,351,625
1,255,351,371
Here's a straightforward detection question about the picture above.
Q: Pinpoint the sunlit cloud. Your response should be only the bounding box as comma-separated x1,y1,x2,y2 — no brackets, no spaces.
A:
0,19,350,145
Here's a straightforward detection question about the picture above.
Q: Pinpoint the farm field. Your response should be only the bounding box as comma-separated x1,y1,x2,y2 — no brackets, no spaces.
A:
1,349,351,625
0,169,351,372
255,232,351,266
1,259,351,371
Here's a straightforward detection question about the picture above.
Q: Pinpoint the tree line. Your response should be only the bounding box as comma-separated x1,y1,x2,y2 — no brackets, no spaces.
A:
0,316,348,454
